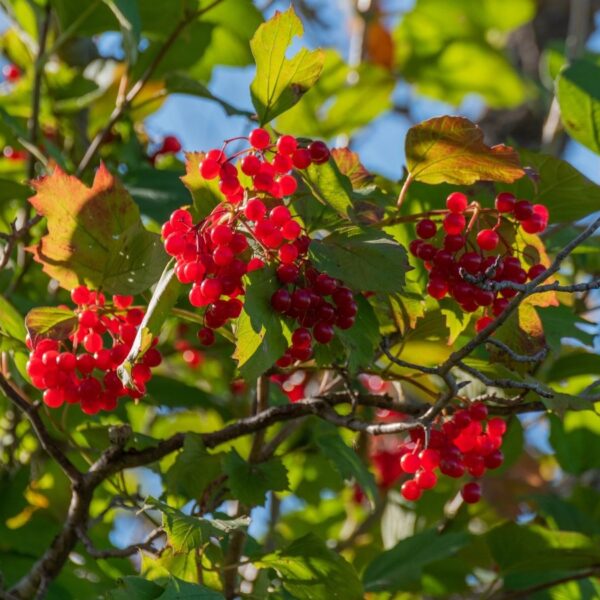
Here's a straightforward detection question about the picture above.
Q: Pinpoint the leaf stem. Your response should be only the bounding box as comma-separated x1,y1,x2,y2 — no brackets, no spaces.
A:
396,172,414,209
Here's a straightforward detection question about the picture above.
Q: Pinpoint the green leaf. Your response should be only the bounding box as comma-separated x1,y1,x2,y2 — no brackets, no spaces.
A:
181,152,222,219
223,449,288,506
233,267,287,381
336,295,380,372
0,296,26,343
148,498,249,553
363,529,470,592
536,305,594,352
314,423,378,503
28,164,168,294
157,577,224,600
108,576,164,600
118,262,180,387
165,434,223,499
24,307,77,343
250,7,324,124
486,522,600,575
542,393,597,416
258,533,363,600
298,156,355,219
405,116,525,185
309,226,409,293
103,0,141,64
549,412,600,475
0,178,31,201
557,58,600,155
505,150,600,223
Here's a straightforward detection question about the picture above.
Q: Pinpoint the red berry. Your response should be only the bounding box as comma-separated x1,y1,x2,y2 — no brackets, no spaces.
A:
241,154,261,176
279,174,298,196
400,479,422,501
443,213,466,235
308,141,329,164
415,469,437,490
487,418,507,437
521,214,546,234
427,279,448,300
495,192,516,213
484,449,504,470
461,482,482,504
200,158,220,180
200,278,222,302
277,264,299,284
514,200,533,221
161,135,181,153
271,289,292,313
419,449,440,471
292,327,312,348
165,232,186,256
197,327,216,346
459,252,483,275
71,286,91,305
143,348,162,368
189,285,208,307
269,205,291,226
475,316,494,333
400,452,420,474
476,229,499,251
444,235,465,252
313,321,334,344
113,295,133,309
83,332,103,353
249,128,271,149
416,219,437,239
244,198,266,221
3,64,21,83
446,192,468,213
292,148,312,169
43,388,65,408
277,135,297,155
278,243,298,264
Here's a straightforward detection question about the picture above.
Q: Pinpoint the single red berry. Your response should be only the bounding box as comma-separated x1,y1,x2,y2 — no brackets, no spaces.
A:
249,128,271,149
3,64,21,83
313,321,334,344
484,449,504,470
269,205,291,226
240,154,261,176
475,316,494,333
160,135,181,153
165,232,186,256
409,239,424,257
427,278,448,300
271,289,292,313
78,309,98,328
308,141,329,164
279,174,298,196
415,469,437,490
514,200,534,221
446,192,468,213
277,263,299,284
277,135,297,155
469,401,488,421
292,148,312,169
419,448,440,471
495,192,516,213
400,452,420,474
461,482,482,504
278,243,299,264
143,348,162,368
444,234,466,252
71,286,91,305
43,388,65,408
521,214,546,234
244,198,266,221
197,327,216,346
443,213,466,235
487,417,507,437
199,158,221,180
476,229,499,251
416,219,437,239
459,252,483,275
400,479,422,501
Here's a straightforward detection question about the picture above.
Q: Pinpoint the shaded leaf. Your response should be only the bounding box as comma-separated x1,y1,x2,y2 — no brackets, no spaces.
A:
28,164,167,294
330,148,373,189
309,226,409,292
223,449,288,506
405,116,525,185
233,267,287,381
259,533,363,600
250,7,324,124
24,307,77,343
158,577,224,599
549,412,600,475
107,576,164,600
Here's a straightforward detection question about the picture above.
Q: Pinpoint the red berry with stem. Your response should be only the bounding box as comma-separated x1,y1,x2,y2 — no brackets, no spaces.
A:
249,128,271,149
416,469,437,490
244,198,266,221
419,449,440,471
313,321,334,344
197,327,216,346
277,135,297,155
200,158,221,180
401,479,422,501
487,417,507,437
308,141,330,164
71,286,91,305
400,452,420,474
446,192,468,213
476,229,499,251
514,200,534,221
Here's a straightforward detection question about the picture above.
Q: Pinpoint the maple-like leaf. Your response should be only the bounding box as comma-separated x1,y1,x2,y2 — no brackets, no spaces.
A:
405,116,526,185
28,164,167,294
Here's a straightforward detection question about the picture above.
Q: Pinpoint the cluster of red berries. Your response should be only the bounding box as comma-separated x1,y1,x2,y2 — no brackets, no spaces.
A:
396,402,506,503
2,63,21,83
26,286,162,414
162,128,357,366
150,135,182,164
409,191,549,332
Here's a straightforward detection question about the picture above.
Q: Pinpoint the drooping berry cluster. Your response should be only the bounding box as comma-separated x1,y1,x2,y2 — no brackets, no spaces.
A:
396,402,506,503
162,128,358,365
26,286,162,414
409,192,549,332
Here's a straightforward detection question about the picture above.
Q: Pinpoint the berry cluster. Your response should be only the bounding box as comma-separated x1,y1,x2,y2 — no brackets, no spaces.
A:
396,402,506,503
162,128,357,366
26,286,162,414
409,192,549,332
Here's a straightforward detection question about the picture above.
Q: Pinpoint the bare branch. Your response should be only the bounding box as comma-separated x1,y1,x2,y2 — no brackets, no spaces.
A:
485,339,549,363
76,526,164,559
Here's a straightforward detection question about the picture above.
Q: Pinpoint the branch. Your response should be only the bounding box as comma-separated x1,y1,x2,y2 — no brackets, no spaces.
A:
76,526,164,559
75,0,225,175
485,339,548,363
0,375,82,484
457,361,554,398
